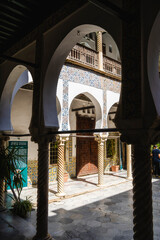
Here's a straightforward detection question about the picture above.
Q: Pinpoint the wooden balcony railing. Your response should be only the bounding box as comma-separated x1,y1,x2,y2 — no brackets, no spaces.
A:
67,44,121,79
67,44,98,69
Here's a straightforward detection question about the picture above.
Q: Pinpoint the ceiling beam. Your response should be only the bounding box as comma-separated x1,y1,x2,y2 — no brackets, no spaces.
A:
0,54,37,68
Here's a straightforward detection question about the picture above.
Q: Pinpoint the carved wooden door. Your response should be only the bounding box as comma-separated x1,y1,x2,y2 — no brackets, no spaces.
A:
76,116,98,176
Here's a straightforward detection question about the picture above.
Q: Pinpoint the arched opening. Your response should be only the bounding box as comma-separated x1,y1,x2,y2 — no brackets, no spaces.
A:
43,24,120,130
69,93,102,177
105,102,121,172
0,65,32,132
0,67,33,188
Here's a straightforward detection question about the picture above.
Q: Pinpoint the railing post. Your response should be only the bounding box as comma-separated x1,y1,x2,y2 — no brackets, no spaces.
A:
126,144,132,179
95,134,107,186
96,31,103,71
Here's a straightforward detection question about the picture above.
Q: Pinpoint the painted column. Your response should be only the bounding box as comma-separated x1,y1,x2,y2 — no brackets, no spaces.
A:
95,135,107,186
97,31,103,71
126,144,132,179
56,135,68,196
132,142,153,240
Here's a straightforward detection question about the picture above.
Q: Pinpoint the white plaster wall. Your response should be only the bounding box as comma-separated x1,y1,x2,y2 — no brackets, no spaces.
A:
68,82,103,130
11,89,32,134
11,88,38,160
56,79,63,129
106,90,120,121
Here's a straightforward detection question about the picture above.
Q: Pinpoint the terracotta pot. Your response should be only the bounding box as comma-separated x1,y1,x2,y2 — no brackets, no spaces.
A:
111,165,119,172
64,172,69,182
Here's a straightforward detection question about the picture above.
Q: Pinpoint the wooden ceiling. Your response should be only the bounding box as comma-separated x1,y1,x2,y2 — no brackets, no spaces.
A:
0,0,71,54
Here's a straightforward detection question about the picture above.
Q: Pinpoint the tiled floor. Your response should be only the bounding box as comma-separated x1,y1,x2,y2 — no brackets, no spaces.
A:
0,171,160,240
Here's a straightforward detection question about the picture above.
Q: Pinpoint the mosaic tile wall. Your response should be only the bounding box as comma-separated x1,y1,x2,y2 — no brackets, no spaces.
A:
27,64,121,187
60,64,121,130
65,137,76,178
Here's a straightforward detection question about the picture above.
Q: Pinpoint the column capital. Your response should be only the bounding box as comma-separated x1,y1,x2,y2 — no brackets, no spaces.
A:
56,134,69,145
94,133,108,143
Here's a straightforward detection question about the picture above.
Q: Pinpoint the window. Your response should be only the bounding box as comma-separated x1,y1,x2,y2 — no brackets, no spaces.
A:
71,49,80,60
86,54,94,65
109,45,112,53
102,43,106,55
50,140,58,164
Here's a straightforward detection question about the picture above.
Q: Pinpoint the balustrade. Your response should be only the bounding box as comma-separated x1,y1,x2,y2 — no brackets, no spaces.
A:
67,43,121,78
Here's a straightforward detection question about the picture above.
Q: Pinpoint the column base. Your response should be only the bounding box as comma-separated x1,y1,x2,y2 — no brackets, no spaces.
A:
56,192,66,197
33,233,54,240
126,176,132,180
97,184,104,187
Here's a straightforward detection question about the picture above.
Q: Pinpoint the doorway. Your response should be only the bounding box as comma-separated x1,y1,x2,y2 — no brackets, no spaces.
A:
76,115,98,176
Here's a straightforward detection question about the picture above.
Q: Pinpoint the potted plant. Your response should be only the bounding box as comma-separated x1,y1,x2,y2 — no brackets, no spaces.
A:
0,145,32,218
111,154,119,172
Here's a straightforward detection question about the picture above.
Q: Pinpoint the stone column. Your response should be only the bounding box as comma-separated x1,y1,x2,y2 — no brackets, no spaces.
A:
0,136,9,211
29,34,54,240
97,31,103,71
126,144,132,179
34,138,52,240
95,135,107,186
56,136,68,197
132,142,153,240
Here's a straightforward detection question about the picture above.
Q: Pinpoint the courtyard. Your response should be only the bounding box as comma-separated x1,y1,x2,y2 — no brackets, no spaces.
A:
0,172,160,240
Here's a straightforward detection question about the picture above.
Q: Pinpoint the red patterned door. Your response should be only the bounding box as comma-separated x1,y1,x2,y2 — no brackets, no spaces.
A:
76,116,98,176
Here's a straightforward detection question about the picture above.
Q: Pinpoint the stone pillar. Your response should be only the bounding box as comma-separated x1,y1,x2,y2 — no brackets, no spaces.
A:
95,135,107,186
126,144,132,179
56,136,68,197
115,138,117,159
0,139,4,211
132,142,153,240
34,138,52,240
30,34,54,240
0,137,9,211
0,180,4,211
97,31,103,71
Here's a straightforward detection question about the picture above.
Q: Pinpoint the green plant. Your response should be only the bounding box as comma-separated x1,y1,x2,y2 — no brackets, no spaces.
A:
11,197,33,218
0,145,32,218
0,145,23,201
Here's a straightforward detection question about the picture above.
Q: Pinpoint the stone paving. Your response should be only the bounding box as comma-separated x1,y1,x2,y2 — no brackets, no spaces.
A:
0,171,160,240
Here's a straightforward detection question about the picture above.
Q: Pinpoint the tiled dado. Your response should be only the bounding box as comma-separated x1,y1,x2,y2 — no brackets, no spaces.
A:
27,161,58,187
27,138,76,187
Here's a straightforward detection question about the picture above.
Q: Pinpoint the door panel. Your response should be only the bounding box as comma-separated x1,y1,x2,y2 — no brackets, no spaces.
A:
7,141,28,189
76,116,98,176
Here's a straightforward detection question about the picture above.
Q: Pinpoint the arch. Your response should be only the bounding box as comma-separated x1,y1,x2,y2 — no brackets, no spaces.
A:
107,102,118,129
56,96,61,129
69,90,102,130
148,11,160,115
43,23,120,129
0,65,33,132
